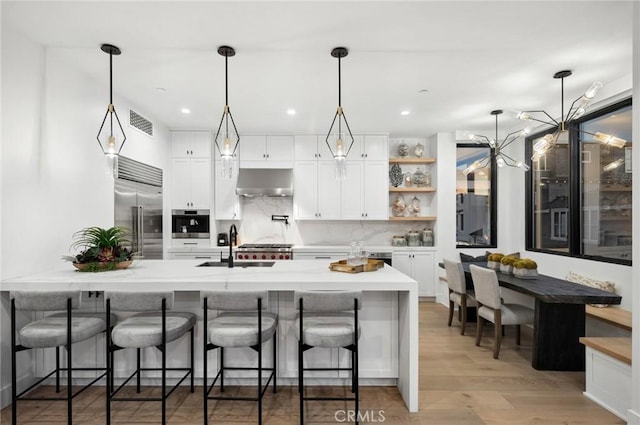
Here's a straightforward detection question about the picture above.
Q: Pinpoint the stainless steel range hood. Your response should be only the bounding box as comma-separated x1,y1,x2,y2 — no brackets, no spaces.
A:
236,168,293,197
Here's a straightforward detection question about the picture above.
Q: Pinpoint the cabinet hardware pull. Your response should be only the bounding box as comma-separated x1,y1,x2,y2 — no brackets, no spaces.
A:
184,242,198,245
365,154,368,158
195,256,213,259
315,256,331,259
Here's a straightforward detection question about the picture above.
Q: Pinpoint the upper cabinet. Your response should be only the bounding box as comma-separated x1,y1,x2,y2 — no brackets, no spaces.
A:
294,134,389,220
171,130,211,209
171,130,211,158
239,135,294,168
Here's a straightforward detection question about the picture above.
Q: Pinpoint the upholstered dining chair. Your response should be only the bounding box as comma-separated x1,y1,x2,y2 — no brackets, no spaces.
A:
469,265,534,359
10,290,114,425
201,290,278,425
294,290,362,425
443,258,477,335
104,291,196,425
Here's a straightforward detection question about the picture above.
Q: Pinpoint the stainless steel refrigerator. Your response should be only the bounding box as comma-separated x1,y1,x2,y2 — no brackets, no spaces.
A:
114,156,164,259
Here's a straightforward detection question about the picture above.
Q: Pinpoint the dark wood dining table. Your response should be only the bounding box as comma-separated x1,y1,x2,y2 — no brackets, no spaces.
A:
441,262,622,371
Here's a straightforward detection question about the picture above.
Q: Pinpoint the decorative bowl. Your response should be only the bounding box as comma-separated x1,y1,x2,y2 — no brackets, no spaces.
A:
514,267,538,279
73,260,133,272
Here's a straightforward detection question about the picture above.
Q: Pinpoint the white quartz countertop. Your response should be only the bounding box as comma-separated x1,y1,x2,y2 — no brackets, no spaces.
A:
169,245,437,254
0,260,417,292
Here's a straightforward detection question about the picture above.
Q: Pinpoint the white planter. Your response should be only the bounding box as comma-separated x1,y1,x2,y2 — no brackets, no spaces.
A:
499,264,513,274
513,267,538,279
487,261,501,270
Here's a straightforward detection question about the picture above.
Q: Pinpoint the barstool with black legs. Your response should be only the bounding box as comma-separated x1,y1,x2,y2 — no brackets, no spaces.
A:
201,290,278,425
105,291,196,425
10,290,114,425
294,290,362,425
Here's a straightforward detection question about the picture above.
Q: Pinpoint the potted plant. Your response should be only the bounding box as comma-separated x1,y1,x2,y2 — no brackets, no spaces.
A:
63,226,134,272
487,253,504,270
513,258,538,279
499,255,518,274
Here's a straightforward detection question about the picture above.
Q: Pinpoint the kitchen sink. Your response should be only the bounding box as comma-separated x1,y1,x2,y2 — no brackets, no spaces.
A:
197,261,276,268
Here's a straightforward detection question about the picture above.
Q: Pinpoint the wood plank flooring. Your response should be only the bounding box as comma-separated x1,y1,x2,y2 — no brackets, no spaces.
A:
1,302,624,424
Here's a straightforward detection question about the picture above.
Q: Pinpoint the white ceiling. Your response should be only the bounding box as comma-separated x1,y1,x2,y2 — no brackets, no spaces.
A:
2,1,634,137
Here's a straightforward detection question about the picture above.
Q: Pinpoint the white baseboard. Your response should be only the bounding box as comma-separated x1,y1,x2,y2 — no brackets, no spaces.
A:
583,391,627,421
627,409,640,425
0,375,35,410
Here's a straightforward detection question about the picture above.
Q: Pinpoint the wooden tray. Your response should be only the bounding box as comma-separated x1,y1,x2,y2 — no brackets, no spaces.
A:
329,258,384,273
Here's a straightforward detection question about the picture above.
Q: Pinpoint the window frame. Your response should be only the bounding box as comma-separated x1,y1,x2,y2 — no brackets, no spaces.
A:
524,97,632,266
456,143,498,249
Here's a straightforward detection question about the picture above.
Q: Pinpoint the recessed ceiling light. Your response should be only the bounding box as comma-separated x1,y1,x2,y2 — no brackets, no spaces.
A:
418,89,429,94
181,108,191,114
401,110,410,116
156,87,166,93
287,109,296,115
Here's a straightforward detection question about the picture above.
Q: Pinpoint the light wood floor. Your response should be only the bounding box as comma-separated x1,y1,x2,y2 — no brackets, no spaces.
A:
1,303,624,424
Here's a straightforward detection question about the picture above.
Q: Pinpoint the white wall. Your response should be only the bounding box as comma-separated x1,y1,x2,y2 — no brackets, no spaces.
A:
0,24,171,407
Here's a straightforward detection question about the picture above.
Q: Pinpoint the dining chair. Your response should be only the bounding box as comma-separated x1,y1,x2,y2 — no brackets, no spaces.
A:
469,265,534,359
443,258,477,335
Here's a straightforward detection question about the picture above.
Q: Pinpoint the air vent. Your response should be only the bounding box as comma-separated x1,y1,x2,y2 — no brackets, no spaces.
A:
129,109,153,136
117,156,163,187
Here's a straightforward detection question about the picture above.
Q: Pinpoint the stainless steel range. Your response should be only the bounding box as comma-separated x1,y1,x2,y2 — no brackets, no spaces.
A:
236,244,293,260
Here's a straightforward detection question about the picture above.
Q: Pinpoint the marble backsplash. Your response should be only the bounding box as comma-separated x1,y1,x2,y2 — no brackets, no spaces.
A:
215,197,433,247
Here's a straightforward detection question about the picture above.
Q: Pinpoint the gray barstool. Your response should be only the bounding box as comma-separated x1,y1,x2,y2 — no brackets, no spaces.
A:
443,258,477,335
10,290,114,425
105,291,195,425
469,265,535,359
201,290,278,425
294,290,362,425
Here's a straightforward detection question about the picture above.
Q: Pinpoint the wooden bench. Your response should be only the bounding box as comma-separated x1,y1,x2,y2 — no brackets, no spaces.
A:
579,335,632,420
585,305,632,331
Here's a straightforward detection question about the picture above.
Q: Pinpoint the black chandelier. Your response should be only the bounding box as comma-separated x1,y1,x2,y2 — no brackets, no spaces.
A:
325,47,355,179
464,110,530,175
96,44,126,177
213,46,240,179
517,70,627,162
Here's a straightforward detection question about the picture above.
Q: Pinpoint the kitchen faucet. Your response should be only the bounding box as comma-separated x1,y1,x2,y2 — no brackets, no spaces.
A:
228,224,238,268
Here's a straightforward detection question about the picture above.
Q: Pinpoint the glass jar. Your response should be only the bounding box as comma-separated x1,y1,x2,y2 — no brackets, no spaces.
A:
412,168,427,187
397,140,409,157
413,142,424,158
391,194,406,217
392,235,407,246
407,196,420,217
422,227,434,246
406,231,421,247
404,172,413,187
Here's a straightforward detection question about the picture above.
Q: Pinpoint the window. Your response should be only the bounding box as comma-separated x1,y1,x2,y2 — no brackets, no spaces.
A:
525,98,632,265
456,144,497,248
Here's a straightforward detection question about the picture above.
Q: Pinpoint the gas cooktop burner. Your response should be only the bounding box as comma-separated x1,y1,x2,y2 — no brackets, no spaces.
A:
238,244,293,249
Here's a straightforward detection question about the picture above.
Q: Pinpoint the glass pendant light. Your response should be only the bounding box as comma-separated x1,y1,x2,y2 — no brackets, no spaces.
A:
516,70,627,162
466,110,530,174
96,44,126,178
213,46,240,179
325,47,355,180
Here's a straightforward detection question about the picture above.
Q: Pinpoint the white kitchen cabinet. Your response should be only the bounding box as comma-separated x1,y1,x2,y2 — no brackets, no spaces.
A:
214,160,241,220
240,135,294,168
169,248,227,260
293,160,340,219
293,252,348,261
171,130,211,158
392,250,435,297
171,157,211,209
341,160,388,219
170,240,212,249
294,135,334,161
347,134,388,161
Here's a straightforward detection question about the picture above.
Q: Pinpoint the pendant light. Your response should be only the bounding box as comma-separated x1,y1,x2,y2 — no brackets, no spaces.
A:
517,70,628,162
213,46,240,179
464,110,530,175
96,44,126,177
325,47,355,179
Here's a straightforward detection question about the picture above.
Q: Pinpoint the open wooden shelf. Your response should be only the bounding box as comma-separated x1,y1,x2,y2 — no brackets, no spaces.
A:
389,187,436,192
389,216,436,221
389,157,436,164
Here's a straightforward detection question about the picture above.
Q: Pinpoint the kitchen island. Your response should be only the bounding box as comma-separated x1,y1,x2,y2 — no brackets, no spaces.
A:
1,259,419,412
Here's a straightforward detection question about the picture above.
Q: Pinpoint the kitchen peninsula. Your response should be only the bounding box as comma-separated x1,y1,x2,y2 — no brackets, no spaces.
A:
0,259,419,412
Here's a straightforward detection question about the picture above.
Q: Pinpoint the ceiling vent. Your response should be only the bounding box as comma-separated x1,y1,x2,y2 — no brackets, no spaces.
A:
129,109,153,136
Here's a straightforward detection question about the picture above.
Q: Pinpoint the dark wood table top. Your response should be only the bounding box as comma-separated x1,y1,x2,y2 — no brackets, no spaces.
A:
441,262,622,305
